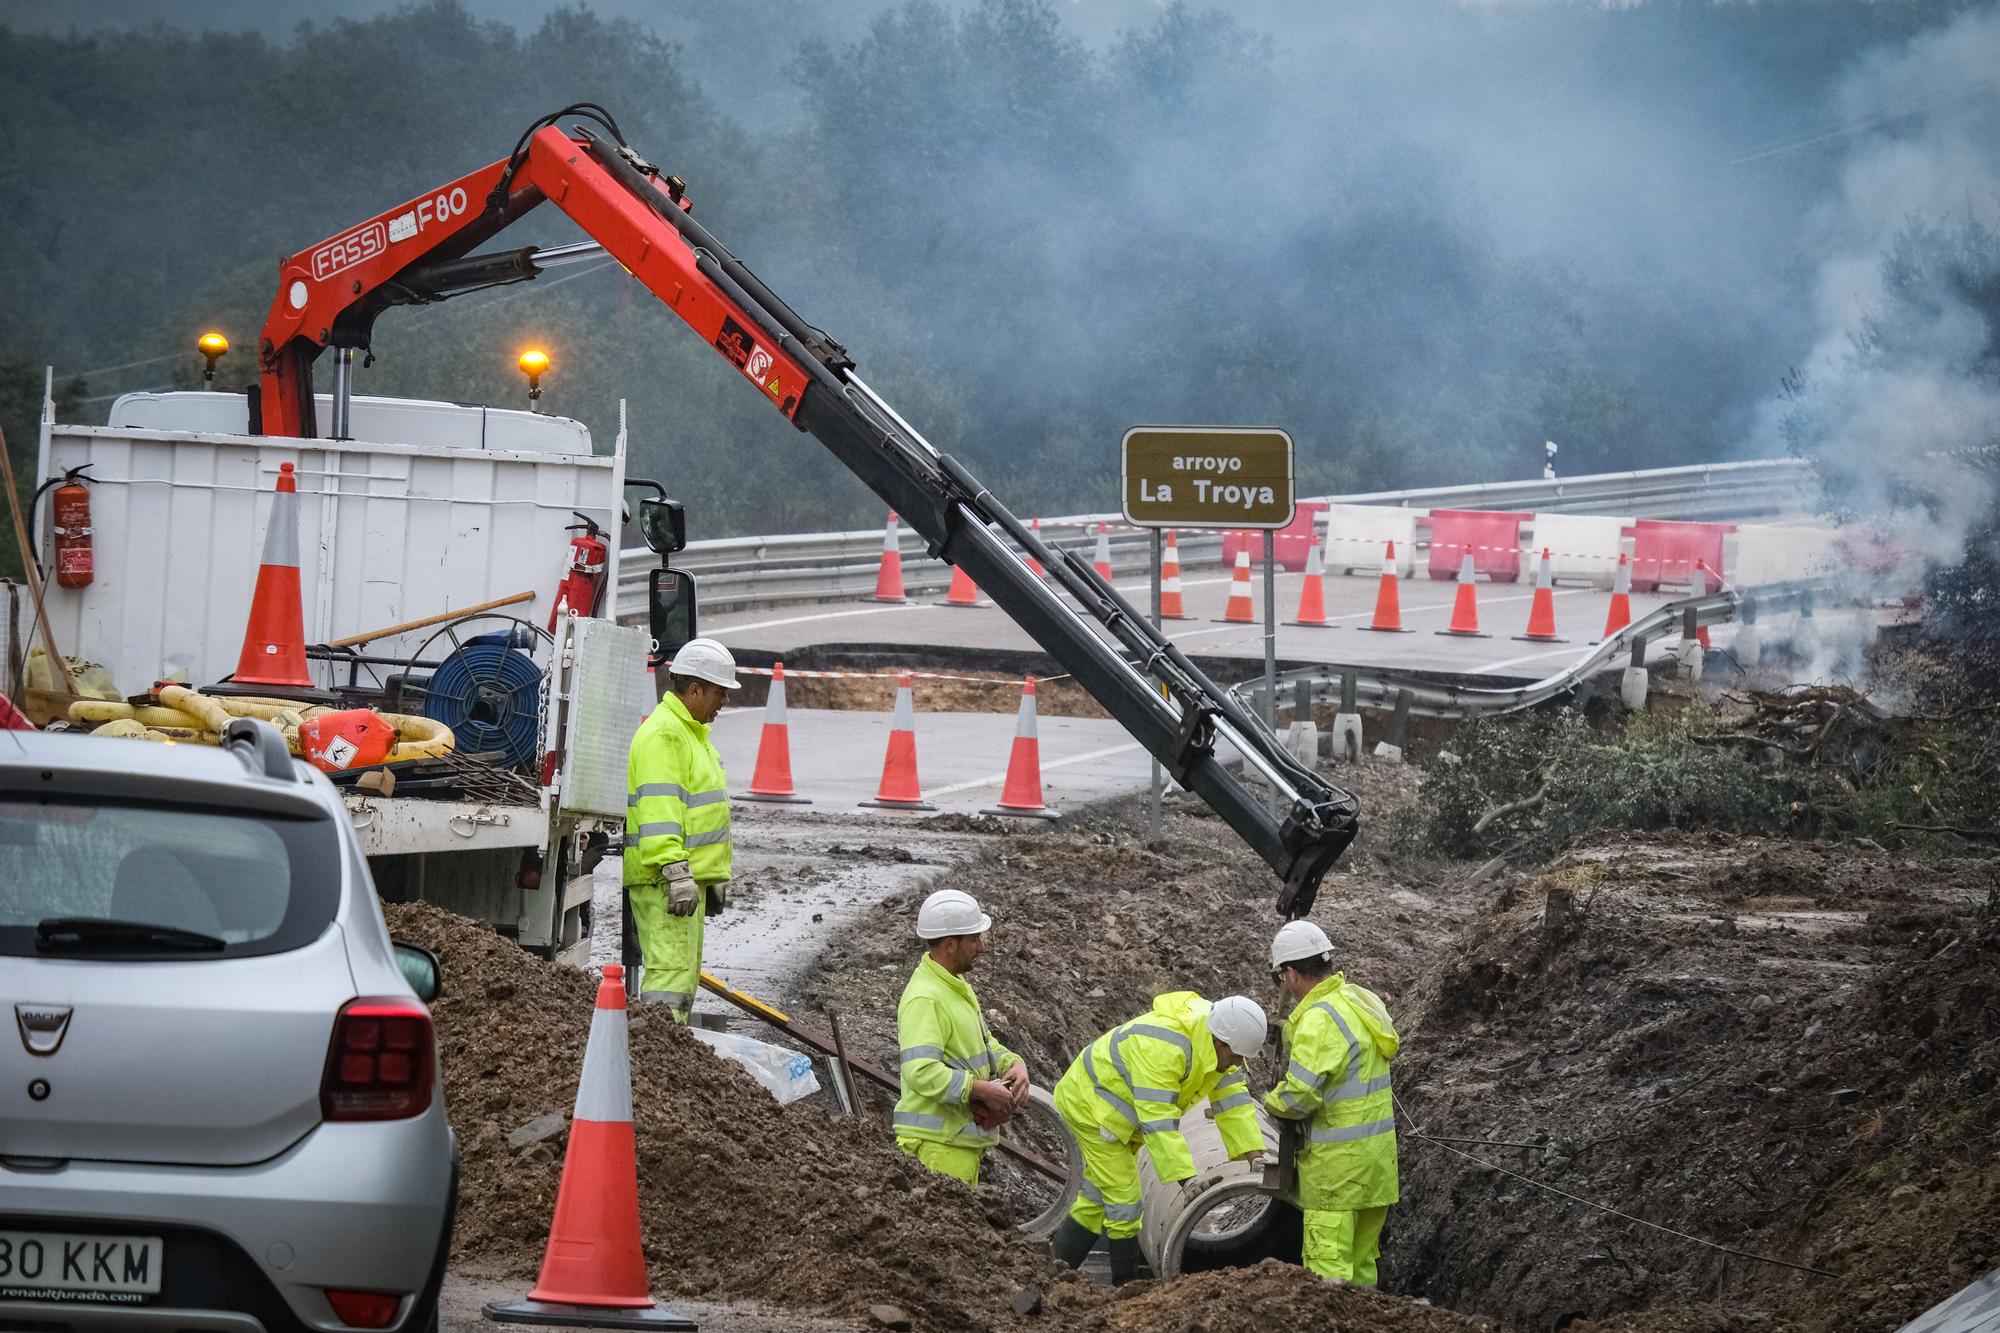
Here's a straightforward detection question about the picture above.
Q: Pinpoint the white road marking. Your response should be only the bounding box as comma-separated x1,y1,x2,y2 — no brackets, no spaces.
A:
924,741,1144,797
708,603,921,635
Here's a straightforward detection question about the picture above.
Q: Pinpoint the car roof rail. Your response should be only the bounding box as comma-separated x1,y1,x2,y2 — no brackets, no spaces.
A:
222,717,297,782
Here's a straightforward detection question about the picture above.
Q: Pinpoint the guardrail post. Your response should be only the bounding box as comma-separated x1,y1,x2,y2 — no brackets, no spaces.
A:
1374,687,1413,764
1331,669,1362,764
1284,677,1319,770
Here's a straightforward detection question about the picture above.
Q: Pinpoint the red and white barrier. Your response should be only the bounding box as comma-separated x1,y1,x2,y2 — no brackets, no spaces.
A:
1323,504,1418,577
1523,513,1630,588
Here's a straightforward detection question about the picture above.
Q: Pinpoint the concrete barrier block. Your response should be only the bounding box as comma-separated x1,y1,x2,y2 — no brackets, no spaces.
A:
1330,712,1364,762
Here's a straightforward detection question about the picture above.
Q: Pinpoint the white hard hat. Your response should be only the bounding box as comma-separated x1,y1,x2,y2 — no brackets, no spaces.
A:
1207,995,1267,1060
1271,920,1334,969
669,637,741,689
916,888,992,940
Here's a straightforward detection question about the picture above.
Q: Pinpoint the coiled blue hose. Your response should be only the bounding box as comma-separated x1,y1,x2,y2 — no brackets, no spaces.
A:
423,641,543,769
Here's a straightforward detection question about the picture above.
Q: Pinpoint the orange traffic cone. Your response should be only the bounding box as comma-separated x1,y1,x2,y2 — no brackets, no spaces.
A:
1360,540,1411,633
1288,542,1332,627
1692,562,1714,649
942,563,983,608
1026,519,1046,578
1437,553,1489,637
1600,552,1633,641
742,662,810,804
983,676,1061,820
868,511,908,603
1515,548,1566,643
1092,522,1114,581
1159,530,1191,619
485,964,695,1329
859,672,937,810
226,461,319,693
1217,549,1255,623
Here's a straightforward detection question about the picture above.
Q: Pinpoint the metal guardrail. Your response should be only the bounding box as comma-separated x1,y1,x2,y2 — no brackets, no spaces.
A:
1229,579,1836,724
614,457,1814,619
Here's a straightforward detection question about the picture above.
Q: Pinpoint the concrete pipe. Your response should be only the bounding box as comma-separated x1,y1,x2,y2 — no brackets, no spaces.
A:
1012,1085,1084,1238
1136,1104,1299,1279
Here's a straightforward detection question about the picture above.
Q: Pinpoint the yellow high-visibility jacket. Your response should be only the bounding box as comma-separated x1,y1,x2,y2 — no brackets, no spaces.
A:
1264,973,1400,1210
1053,991,1264,1182
893,954,1021,1149
624,692,732,887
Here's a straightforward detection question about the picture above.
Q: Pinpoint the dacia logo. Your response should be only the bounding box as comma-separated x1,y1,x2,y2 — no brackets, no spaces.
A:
15,1004,73,1056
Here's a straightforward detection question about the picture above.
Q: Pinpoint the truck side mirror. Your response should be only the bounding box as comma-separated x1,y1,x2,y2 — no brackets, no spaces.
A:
640,498,686,556
649,567,698,674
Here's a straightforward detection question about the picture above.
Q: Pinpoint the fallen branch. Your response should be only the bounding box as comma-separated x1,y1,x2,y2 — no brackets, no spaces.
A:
1474,784,1548,836
1894,823,2000,842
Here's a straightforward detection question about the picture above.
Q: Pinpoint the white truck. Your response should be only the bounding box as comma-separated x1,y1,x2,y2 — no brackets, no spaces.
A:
32,383,657,963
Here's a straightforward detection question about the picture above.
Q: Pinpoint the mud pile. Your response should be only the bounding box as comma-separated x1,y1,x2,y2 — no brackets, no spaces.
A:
387,903,1070,1331
1389,834,1999,1332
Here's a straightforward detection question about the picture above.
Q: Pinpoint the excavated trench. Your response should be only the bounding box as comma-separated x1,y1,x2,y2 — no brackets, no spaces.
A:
411,735,1998,1332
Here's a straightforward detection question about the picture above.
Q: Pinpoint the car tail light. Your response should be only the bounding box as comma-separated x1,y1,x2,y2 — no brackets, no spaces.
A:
325,1288,402,1328
321,997,434,1121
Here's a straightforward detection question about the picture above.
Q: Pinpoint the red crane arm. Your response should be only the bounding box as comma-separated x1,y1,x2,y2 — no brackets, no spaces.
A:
256,125,813,439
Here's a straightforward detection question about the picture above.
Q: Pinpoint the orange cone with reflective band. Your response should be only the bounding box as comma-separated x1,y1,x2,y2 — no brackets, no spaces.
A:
1218,549,1255,623
1159,530,1190,619
868,511,908,603
1437,553,1489,638
1026,519,1046,578
983,676,1061,821
1360,541,1411,633
1092,522,1114,581
1514,548,1566,643
485,964,695,1329
742,662,810,804
943,563,982,608
1600,552,1633,641
231,462,317,690
1288,542,1331,627
859,672,936,811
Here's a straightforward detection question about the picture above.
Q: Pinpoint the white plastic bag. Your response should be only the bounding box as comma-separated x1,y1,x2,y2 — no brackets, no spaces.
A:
688,1028,822,1105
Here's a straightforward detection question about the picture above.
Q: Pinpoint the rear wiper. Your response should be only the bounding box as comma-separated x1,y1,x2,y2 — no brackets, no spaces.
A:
35,917,226,953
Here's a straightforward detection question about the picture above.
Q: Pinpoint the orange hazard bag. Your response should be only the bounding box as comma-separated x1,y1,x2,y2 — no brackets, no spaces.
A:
298,709,398,773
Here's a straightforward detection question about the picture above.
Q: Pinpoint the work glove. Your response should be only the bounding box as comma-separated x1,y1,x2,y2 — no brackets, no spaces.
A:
705,880,729,916
663,861,699,916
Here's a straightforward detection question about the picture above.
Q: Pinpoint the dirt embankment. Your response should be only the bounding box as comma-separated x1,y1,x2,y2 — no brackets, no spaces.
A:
390,902,1069,1332
1389,835,1999,1332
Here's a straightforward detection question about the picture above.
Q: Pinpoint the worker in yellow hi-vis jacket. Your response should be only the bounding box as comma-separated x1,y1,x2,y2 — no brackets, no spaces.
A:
625,638,740,1020
1263,920,1400,1285
1048,992,1269,1285
892,889,1030,1185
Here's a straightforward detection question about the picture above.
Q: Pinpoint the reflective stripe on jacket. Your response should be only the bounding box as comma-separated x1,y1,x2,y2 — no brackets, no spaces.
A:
624,692,732,886
893,954,1020,1148
1263,973,1400,1210
1053,991,1265,1183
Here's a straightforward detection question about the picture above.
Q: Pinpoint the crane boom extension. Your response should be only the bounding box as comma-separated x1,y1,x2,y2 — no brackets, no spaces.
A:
255,115,1358,915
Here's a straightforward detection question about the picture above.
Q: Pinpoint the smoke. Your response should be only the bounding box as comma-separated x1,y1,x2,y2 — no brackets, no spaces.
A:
1766,7,2000,600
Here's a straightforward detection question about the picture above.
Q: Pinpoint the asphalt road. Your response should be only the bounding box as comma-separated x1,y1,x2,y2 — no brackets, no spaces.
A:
701,564,1686,678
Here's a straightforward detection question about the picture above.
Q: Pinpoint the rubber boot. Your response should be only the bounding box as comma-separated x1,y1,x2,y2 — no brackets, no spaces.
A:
1049,1217,1097,1269
1107,1236,1142,1286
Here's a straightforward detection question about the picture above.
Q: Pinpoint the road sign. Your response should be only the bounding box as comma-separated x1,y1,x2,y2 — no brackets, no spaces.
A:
1121,427,1295,530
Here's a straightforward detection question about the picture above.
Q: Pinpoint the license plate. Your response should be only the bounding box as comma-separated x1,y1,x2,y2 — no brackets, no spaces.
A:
0,1230,163,1301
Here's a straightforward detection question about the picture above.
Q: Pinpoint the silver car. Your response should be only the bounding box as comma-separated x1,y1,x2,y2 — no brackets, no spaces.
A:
0,719,456,1332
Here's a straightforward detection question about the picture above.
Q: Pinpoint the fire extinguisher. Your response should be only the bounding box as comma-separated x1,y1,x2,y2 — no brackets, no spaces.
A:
48,465,95,589
548,511,608,630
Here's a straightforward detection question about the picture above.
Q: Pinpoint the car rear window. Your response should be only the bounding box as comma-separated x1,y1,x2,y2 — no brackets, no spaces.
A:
0,796,342,959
